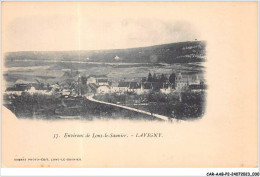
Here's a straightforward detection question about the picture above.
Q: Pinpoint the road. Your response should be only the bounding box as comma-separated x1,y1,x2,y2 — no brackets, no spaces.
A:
86,95,169,121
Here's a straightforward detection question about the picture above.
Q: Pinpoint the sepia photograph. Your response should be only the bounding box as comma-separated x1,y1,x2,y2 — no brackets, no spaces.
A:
3,33,206,121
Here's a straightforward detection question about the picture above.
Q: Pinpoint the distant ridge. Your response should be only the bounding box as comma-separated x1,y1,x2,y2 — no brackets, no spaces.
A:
5,41,206,64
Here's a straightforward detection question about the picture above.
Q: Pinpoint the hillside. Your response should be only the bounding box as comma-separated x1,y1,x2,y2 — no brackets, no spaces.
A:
5,41,206,64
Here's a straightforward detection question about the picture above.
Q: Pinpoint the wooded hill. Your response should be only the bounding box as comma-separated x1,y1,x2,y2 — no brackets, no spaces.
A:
5,41,206,64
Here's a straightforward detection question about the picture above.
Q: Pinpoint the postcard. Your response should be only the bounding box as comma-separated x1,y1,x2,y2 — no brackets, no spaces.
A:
1,1,258,167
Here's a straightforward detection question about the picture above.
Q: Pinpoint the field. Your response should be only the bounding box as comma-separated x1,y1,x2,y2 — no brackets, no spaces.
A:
4,61,205,87
4,41,206,87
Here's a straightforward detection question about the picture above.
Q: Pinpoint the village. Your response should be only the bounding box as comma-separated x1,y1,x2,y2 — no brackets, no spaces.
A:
5,71,206,98
4,71,206,120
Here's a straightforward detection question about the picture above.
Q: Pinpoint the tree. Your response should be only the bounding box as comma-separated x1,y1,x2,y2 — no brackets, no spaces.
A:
159,74,167,83
169,73,176,89
147,73,153,82
81,76,87,85
169,73,176,84
152,73,157,82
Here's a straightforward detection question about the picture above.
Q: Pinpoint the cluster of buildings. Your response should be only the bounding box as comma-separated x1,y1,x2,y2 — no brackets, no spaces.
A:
5,73,206,97
88,73,205,95
5,80,49,96
96,82,174,95
5,80,63,96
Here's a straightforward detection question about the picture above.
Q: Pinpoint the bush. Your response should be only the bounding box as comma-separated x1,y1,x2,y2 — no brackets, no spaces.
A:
9,93,61,118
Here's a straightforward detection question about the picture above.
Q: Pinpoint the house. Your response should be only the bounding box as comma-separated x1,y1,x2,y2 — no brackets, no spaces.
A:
88,83,99,93
5,84,28,95
114,55,120,60
61,89,71,96
96,78,109,86
189,74,200,85
103,80,183,95
86,75,108,85
141,82,153,94
175,73,203,91
134,82,164,94
130,82,147,95
189,84,206,92
110,82,120,93
97,85,110,94
28,86,36,93
5,83,49,95
175,73,189,91
129,82,141,92
117,82,130,93
87,76,97,84
160,83,173,94
110,82,130,94
49,83,61,94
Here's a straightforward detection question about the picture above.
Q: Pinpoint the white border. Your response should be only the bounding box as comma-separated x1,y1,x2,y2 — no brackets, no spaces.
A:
0,0,259,176
1,167,259,176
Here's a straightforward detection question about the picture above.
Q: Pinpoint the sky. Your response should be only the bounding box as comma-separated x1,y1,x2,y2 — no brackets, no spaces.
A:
2,2,201,52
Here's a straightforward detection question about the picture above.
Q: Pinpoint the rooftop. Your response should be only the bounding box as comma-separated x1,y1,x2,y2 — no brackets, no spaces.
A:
87,74,107,78
97,78,108,83
189,84,206,90
129,82,141,89
118,82,130,87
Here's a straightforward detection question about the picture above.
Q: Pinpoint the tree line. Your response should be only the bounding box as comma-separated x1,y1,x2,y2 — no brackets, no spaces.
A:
142,72,176,84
